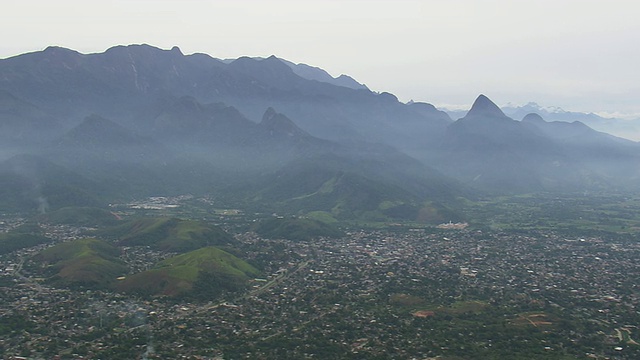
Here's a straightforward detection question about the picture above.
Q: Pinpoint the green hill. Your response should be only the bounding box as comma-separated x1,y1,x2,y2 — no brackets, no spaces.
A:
99,217,234,252
116,246,259,298
0,223,51,255
253,217,344,241
254,153,465,223
33,238,127,289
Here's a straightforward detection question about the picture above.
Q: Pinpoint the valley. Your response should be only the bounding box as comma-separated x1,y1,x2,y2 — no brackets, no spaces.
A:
1,44,640,359
1,194,640,359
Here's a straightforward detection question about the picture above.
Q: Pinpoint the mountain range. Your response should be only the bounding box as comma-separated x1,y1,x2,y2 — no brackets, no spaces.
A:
1,44,639,219
503,102,640,141
447,102,640,142
427,95,639,192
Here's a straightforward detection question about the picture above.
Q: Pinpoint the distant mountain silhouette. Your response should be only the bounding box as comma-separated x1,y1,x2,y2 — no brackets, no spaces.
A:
50,114,167,167
521,112,633,146
521,112,546,125
148,96,333,166
430,95,620,192
466,94,509,119
260,107,317,142
0,44,452,148
503,101,640,141
1,45,639,213
149,96,259,144
57,114,155,148
429,95,640,192
520,112,640,181
278,58,368,90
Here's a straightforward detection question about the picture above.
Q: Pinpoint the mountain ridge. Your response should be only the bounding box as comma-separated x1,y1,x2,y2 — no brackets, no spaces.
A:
1,45,640,211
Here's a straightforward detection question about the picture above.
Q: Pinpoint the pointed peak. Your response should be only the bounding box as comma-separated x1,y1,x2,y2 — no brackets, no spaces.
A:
260,108,308,138
260,108,291,127
466,94,507,118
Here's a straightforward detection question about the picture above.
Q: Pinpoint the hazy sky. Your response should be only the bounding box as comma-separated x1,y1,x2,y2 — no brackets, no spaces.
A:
1,0,639,117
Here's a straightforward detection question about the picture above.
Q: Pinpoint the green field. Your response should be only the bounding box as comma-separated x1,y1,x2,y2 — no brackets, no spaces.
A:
462,193,640,235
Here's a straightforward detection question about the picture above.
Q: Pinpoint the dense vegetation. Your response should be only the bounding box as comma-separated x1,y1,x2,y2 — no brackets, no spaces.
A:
99,217,234,252
37,206,121,227
33,238,127,288
116,246,259,297
0,223,50,255
253,216,344,241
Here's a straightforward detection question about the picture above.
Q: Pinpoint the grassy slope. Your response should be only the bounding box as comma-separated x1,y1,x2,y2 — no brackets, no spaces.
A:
253,217,344,241
256,160,464,223
116,246,259,297
100,217,234,252
35,238,127,288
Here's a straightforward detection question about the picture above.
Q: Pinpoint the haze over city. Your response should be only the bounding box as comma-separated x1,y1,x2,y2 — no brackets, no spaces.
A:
2,0,639,119
4,1,640,359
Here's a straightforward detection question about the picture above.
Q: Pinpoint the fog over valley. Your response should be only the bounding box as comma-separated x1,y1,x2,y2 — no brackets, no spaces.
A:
2,1,640,358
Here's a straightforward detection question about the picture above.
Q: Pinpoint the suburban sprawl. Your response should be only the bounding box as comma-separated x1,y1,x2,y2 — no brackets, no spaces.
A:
2,43,640,360
2,202,639,359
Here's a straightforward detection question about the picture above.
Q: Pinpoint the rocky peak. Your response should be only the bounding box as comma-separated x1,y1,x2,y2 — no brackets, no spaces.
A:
260,108,307,138
466,94,507,119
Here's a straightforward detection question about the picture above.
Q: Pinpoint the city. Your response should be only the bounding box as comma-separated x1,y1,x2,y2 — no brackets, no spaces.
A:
2,214,639,359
